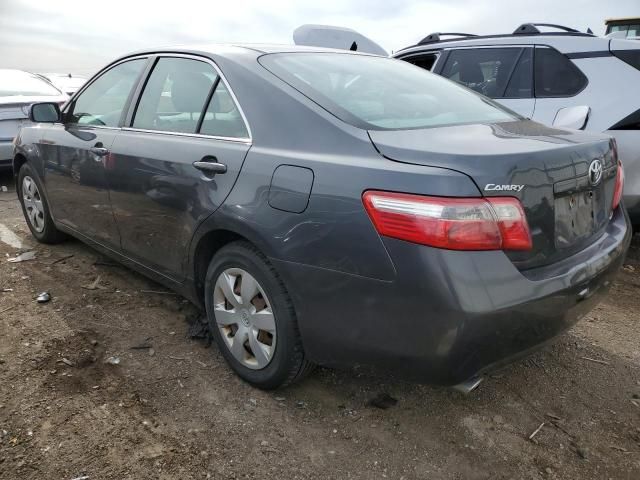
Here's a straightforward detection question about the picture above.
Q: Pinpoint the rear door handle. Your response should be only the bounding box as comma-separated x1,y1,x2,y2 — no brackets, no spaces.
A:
193,159,227,174
90,147,109,157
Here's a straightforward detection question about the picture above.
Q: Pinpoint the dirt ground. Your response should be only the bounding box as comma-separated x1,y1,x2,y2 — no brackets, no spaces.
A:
1,170,639,480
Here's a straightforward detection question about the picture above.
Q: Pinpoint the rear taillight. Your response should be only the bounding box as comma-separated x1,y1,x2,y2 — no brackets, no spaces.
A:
610,139,624,211
362,191,532,251
612,161,624,211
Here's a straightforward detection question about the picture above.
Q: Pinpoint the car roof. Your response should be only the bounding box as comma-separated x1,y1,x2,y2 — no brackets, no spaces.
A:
122,43,374,60
43,73,88,79
0,68,41,75
233,43,374,54
395,32,612,56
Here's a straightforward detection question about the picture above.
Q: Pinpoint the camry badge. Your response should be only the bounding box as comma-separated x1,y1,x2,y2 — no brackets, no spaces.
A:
484,184,525,192
588,159,603,186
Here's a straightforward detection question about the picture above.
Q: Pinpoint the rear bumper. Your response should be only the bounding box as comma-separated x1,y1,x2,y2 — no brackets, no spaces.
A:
274,207,631,385
0,140,13,169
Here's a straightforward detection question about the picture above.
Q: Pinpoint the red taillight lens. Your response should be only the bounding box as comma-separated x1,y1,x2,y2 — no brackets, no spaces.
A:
362,191,532,251
612,161,624,210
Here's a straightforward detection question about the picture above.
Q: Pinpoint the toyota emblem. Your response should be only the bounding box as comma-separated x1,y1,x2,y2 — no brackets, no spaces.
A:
588,159,603,186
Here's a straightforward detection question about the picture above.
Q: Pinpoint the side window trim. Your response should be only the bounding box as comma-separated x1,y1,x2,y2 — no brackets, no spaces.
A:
63,56,150,129
498,47,526,98
195,76,221,133
124,53,252,143
123,55,158,128
398,51,441,71
432,49,451,75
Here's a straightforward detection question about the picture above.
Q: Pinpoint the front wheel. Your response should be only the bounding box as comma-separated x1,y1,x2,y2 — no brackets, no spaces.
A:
17,163,66,244
204,241,314,389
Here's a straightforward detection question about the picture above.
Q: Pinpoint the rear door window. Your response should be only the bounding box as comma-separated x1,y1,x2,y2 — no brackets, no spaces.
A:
199,82,249,139
132,57,217,134
534,47,587,97
440,48,526,98
504,48,533,98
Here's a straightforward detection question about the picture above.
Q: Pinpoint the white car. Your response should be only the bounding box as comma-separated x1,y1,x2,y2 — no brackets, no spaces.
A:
295,23,640,226
0,69,68,170
40,73,87,96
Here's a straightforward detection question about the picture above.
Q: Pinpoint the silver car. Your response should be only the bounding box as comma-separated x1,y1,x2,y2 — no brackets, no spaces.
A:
0,69,68,169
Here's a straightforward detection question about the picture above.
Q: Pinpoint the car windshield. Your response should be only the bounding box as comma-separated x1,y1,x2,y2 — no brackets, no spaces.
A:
260,53,518,131
0,70,62,97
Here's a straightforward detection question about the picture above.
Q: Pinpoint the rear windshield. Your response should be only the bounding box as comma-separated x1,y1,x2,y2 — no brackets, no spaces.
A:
260,53,517,130
0,71,62,97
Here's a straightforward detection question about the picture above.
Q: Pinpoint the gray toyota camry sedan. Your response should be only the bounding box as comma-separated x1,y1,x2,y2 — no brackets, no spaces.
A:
13,45,631,390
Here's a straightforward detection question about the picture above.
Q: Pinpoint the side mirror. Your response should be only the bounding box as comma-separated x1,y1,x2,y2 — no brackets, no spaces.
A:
29,102,61,123
552,106,590,130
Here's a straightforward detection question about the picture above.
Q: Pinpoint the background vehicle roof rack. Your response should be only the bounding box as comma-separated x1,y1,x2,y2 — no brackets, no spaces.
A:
418,32,477,45
513,23,582,35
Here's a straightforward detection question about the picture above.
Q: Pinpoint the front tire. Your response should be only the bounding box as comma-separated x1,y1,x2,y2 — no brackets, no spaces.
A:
17,163,66,244
204,241,313,389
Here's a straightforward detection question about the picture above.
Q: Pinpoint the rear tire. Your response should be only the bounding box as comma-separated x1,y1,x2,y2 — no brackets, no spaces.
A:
17,163,66,244
204,241,314,389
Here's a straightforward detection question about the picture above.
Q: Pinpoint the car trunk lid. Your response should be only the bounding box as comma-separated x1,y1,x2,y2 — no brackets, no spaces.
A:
368,120,618,269
0,102,30,143
0,95,66,143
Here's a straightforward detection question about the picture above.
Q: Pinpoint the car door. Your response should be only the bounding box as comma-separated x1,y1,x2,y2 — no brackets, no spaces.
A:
528,46,589,127
437,46,536,118
107,55,251,280
41,57,148,246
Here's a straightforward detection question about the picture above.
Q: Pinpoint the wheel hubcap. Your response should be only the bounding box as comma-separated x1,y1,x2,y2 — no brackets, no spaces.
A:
22,176,45,233
213,268,276,370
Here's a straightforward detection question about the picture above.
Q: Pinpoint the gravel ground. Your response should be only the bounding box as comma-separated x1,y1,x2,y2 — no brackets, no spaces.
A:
1,170,639,480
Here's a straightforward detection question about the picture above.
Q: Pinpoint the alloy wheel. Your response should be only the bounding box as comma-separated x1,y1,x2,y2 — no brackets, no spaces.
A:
213,268,276,370
22,176,45,233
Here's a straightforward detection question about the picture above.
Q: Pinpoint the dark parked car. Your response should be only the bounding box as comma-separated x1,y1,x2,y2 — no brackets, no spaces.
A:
13,45,631,390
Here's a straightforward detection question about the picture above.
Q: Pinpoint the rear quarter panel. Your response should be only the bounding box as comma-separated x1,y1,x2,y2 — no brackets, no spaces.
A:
190,53,481,282
197,144,481,282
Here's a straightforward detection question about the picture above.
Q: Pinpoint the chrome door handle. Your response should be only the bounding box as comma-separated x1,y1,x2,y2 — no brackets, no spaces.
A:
90,147,109,157
193,161,227,174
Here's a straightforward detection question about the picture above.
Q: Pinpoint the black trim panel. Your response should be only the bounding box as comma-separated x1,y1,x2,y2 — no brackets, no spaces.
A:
565,51,613,59
610,108,640,130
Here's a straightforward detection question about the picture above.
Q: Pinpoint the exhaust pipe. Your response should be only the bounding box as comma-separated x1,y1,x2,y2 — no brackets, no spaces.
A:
452,376,483,394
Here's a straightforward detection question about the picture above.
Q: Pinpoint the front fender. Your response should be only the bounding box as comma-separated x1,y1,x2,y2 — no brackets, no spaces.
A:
13,125,47,178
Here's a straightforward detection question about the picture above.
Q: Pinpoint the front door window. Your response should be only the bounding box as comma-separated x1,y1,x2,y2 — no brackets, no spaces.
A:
67,59,146,127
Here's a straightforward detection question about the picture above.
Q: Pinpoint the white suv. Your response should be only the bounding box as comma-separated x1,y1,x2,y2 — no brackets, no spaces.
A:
294,23,640,226
393,24,640,225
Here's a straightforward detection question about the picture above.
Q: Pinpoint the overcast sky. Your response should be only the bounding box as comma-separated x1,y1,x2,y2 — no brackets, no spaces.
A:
0,0,637,75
